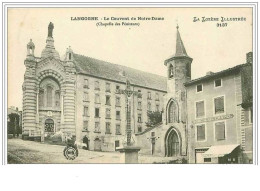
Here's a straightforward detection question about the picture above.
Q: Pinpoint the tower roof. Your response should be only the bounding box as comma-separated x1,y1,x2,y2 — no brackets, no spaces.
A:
165,25,192,63
175,25,188,57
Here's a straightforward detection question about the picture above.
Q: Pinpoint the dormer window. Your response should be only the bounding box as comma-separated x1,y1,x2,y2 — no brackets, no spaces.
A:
196,84,203,93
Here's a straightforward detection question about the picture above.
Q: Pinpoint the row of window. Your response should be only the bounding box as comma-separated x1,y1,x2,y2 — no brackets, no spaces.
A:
196,79,222,93
83,94,160,111
83,121,121,135
196,121,226,142
83,78,160,100
83,106,144,123
196,96,225,118
83,121,145,134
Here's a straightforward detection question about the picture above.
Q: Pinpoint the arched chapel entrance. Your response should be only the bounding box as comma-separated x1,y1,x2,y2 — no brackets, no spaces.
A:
165,128,181,157
44,118,54,132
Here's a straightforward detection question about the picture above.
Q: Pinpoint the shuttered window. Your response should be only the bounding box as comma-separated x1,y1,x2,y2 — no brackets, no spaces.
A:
138,101,142,110
116,111,120,120
95,81,99,90
95,94,100,103
95,108,100,118
116,97,120,106
214,96,224,114
83,92,89,101
106,83,110,92
83,121,88,131
116,125,121,135
84,79,89,88
95,122,100,132
138,114,142,123
197,124,206,141
83,106,89,116
215,122,225,140
106,96,111,105
106,108,111,118
106,122,111,134
196,101,205,118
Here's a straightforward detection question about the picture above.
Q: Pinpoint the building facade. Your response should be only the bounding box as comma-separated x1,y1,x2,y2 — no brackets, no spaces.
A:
185,53,253,164
22,22,166,151
22,22,253,161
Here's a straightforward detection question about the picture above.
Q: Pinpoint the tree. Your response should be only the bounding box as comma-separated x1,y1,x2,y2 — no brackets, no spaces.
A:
146,111,162,127
8,113,20,137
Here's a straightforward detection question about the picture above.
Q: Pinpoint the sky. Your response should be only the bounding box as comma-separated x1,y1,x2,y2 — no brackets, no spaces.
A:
7,7,252,109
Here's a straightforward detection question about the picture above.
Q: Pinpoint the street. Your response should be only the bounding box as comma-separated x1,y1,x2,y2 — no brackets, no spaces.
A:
7,138,178,164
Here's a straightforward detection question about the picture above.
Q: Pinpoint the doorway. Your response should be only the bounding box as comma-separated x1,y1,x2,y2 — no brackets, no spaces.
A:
94,138,101,151
83,136,89,150
165,128,180,157
45,118,54,132
115,140,120,151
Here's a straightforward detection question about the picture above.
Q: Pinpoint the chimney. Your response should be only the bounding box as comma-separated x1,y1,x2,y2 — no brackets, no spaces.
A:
246,52,252,64
206,71,214,76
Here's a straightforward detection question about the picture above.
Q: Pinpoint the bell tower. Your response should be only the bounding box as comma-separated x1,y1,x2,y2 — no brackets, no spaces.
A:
165,25,193,95
163,25,193,125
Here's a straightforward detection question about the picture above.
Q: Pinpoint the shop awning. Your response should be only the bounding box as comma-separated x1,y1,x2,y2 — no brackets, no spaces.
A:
202,144,240,158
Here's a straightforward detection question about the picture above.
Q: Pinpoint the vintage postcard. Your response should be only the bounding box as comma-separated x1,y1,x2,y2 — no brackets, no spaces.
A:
6,6,254,164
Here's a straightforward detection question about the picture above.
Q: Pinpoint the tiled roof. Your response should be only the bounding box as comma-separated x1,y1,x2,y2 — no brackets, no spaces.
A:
184,63,251,86
73,54,167,92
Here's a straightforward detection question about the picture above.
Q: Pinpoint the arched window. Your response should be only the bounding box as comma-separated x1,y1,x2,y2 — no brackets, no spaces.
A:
55,90,60,107
47,86,53,107
39,89,44,107
169,64,174,78
168,101,179,123
69,53,71,60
